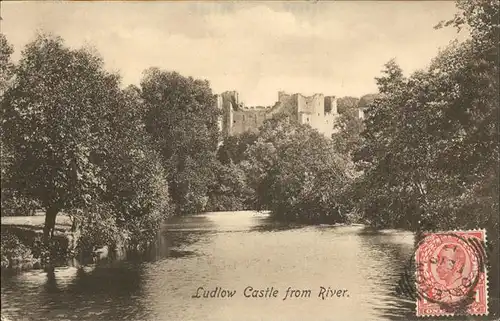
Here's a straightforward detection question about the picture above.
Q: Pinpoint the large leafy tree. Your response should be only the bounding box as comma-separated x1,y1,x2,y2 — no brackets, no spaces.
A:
1,34,172,244
88,84,171,248
354,0,498,231
243,115,354,223
0,34,23,216
336,96,359,114
205,161,254,212
207,131,258,211
353,60,418,228
355,1,500,302
352,0,498,301
1,34,115,238
140,68,220,214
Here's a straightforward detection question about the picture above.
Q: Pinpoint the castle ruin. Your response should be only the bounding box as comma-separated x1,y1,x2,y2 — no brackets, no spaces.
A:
216,91,340,138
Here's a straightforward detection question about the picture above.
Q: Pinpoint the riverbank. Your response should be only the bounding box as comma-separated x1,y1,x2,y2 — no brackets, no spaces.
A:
1,214,76,270
1,213,154,272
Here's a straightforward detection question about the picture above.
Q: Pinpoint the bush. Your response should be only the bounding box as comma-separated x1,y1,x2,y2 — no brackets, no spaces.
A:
244,116,354,223
0,188,39,217
206,161,255,212
0,232,37,269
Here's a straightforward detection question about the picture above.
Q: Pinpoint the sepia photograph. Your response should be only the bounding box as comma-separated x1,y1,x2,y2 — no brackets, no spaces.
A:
0,1,498,320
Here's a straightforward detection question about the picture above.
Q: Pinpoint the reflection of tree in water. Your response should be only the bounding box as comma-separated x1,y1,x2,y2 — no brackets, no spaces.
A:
136,229,214,262
29,266,63,321
30,221,219,320
63,263,148,320
248,215,305,232
356,228,416,320
25,263,150,321
44,266,59,293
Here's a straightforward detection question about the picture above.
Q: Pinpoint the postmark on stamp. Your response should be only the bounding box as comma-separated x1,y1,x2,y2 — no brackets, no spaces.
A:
415,230,488,317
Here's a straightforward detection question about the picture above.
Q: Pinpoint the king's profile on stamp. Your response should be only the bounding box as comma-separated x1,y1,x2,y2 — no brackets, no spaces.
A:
415,230,488,317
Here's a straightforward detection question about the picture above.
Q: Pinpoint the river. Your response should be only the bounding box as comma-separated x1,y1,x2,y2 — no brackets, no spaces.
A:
1,211,417,321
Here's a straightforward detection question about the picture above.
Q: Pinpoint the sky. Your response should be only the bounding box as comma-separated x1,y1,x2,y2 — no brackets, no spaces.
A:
1,1,467,106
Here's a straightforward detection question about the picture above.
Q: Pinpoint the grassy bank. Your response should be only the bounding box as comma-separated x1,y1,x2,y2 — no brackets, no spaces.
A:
1,214,75,270
1,214,72,230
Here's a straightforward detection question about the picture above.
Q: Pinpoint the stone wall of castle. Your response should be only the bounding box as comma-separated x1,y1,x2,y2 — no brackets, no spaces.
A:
216,91,341,138
231,109,269,135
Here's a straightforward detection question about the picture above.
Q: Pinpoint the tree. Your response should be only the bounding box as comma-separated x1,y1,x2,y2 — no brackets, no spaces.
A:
217,131,258,165
1,34,116,239
88,85,171,249
0,34,28,216
243,116,354,223
2,33,174,247
205,161,254,211
208,131,259,212
0,34,14,94
332,99,364,158
351,9,499,310
1,33,174,245
140,68,221,214
336,96,359,114
353,60,419,228
0,34,14,185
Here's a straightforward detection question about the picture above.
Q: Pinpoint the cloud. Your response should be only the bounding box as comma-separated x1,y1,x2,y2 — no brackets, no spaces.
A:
1,2,466,106
206,5,318,39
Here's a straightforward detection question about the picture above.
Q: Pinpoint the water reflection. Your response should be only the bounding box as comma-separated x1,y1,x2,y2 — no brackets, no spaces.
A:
2,262,149,321
356,229,416,320
1,211,437,321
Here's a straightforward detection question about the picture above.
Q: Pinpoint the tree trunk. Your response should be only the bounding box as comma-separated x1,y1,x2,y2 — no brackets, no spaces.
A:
43,206,59,242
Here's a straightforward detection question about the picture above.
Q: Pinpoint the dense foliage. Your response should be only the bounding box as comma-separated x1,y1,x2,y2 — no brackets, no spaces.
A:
332,97,365,158
353,0,498,232
242,115,355,223
216,131,258,165
350,0,498,304
140,69,221,215
205,160,255,212
336,96,359,114
205,132,258,211
0,232,35,269
1,34,172,247
0,34,40,216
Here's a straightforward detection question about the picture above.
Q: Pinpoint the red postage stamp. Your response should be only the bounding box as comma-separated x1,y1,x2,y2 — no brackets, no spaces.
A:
415,230,488,317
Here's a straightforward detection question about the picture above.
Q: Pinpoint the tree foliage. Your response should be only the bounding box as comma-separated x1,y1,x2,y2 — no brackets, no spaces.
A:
205,161,254,212
350,1,498,304
91,84,171,247
332,98,364,158
217,131,258,165
0,34,37,216
354,0,498,232
1,34,172,245
2,34,111,237
243,116,354,223
140,68,221,215
0,34,14,94
336,96,359,114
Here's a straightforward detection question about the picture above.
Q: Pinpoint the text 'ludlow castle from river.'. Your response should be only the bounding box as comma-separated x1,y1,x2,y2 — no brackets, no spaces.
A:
216,91,366,138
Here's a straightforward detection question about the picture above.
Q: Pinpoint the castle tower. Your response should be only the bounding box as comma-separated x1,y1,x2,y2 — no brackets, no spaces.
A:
324,96,338,114
216,95,223,132
218,91,240,136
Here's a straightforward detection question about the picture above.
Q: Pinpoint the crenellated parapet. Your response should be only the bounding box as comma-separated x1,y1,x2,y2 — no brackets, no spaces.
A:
216,90,363,138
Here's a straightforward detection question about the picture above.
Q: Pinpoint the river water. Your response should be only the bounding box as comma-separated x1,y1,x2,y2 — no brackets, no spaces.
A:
1,211,417,321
